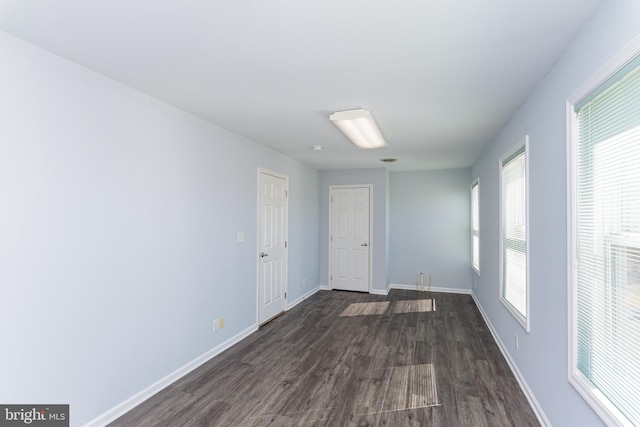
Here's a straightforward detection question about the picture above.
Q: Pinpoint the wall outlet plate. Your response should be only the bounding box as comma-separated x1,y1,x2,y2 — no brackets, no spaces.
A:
213,317,224,332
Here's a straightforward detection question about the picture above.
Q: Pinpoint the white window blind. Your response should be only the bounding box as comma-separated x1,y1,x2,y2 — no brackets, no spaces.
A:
574,56,640,426
471,180,480,272
500,142,528,328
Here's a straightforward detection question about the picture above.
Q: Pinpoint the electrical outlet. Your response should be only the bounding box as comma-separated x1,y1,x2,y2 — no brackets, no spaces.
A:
515,334,519,350
303,277,306,286
213,317,225,332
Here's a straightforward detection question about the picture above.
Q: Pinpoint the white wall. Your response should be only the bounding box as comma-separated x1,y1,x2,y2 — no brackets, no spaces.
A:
471,0,640,425
0,31,319,426
319,168,389,293
389,169,471,290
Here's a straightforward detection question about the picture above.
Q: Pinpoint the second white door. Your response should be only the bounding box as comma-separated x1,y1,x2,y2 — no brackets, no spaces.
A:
330,187,370,292
258,170,288,324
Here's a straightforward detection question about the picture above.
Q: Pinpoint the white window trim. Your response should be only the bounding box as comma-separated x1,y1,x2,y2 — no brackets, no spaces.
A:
498,136,530,332
566,34,640,427
471,177,480,275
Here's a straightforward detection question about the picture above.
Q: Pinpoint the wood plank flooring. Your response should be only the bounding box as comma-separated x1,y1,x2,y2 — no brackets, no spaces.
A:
109,290,540,426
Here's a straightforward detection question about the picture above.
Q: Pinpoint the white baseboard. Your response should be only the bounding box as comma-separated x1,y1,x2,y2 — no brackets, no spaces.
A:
471,293,551,427
319,284,390,295
287,286,321,310
390,283,472,295
83,323,258,427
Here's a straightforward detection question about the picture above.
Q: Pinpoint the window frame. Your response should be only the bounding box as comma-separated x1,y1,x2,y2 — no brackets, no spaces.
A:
470,178,480,275
566,35,640,427
499,136,530,332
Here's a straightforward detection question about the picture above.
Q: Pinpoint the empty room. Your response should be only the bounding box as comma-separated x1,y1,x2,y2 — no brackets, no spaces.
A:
1,1,639,426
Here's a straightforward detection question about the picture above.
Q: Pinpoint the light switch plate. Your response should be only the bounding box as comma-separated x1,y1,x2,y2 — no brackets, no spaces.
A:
237,232,245,243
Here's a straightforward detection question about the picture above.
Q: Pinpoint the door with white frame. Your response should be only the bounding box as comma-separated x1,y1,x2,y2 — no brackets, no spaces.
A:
330,186,371,292
258,169,288,325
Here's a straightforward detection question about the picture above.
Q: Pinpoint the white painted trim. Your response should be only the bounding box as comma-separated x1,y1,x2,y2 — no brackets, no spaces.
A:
471,293,551,427
565,98,580,417
319,284,331,291
389,283,472,295
83,323,258,427
369,288,389,296
569,374,634,427
257,168,289,325
470,177,480,275
568,34,640,105
286,286,321,310
328,185,373,293
565,34,640,427
498,136,531,333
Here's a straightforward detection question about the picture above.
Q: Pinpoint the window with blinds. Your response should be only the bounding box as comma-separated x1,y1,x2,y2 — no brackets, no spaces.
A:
500,138,529,330
471,179,480,273
570,54,640,426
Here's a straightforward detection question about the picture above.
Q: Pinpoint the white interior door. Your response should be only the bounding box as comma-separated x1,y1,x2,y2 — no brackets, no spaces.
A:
258,170,288,324
330,187,370,292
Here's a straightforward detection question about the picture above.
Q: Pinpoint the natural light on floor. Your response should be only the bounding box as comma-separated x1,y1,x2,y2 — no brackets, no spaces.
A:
394,299,436,314
339,301,390,317
382,364,440,411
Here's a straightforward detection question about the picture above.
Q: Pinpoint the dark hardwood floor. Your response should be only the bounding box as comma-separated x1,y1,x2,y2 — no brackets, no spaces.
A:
109,290,540,426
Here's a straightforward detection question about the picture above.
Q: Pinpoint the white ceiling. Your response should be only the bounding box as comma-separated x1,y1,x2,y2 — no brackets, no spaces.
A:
0,0,603,171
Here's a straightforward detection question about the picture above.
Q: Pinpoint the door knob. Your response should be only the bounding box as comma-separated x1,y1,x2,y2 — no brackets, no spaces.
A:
260,252,269,258
361,243,368,247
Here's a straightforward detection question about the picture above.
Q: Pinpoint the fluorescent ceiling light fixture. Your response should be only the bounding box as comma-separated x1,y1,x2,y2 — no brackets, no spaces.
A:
329,108,388,149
